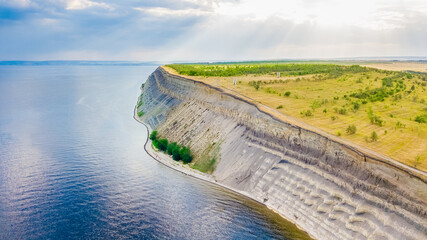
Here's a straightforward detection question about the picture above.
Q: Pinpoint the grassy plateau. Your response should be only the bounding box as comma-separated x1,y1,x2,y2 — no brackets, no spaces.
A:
165,62,427,171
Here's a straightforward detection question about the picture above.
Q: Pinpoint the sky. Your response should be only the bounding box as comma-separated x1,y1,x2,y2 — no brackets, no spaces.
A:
0,0,427,61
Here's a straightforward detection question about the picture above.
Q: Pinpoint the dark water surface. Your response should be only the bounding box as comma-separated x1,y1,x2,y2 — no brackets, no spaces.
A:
0,65,310,239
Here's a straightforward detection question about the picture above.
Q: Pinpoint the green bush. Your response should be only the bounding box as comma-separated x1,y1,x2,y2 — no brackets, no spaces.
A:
149,130,158,140
167,142,177,155
370,131,378,141
249,80,261,90
276,105,284,109
414,114,427,123
350,87,392,102
152,139,159,149
310,99,328,110
338,108,347,115
367,108,384,126
346,124,357,135
150,130,193,163
179,147,193,164
284,91,291,96
352,101,360,111
300,109,313,117
382,77,394,87
157,139,168,151
172,145,181,160
396,121,406,128
137,110,144,117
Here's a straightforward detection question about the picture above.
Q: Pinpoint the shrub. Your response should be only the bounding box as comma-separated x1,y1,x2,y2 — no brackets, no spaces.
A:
346,124,357,135
137,110,144,117
150,130,158,140
284,91,291,96
367,108,384,126
152,139,159,149
157,139,168,151
276,105,284,109
370,131,378,141
382,77,394,87
172,145,181,160
249,80,261,90
337,131,342,136
414,114,427,123
167,142,177,155
179,147,193,164
310,99,328,110
300,109,313,117
350,87,391,102
352,101,360,111
338,108,347,115
396,121,406,128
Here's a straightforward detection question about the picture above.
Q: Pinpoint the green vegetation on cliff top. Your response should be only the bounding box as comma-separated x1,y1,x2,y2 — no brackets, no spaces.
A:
167,63,367,77
166,62,427,171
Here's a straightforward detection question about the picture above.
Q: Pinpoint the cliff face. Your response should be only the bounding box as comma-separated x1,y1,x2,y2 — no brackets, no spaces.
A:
138,67,427,240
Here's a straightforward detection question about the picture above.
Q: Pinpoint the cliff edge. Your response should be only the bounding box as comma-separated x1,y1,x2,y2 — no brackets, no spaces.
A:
137,67,427,240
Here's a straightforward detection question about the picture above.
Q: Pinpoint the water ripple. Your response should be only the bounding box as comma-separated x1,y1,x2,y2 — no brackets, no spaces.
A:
0,65,310,240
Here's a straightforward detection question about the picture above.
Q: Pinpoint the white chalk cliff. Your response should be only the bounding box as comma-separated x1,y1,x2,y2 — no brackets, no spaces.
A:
137,67,427,240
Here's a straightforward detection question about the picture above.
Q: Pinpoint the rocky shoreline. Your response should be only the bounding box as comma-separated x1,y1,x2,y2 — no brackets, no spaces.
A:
133,106,315,239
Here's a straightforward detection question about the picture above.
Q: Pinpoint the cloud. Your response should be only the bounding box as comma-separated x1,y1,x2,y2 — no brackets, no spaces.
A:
0,0,426,61
0,0,32,8
65,0,112,10
133,7,210,17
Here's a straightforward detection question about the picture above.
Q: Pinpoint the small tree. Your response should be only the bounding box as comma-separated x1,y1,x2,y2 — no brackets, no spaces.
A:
149,130,158,140
414,114,427,123
370,131,378,142
346,124,357,135
157,139,168,151
179,147,193,164
167,142,177,155
300,109,313,117
172,145,181,161
284,91,291,97
152,139,159,149
352,101,360,111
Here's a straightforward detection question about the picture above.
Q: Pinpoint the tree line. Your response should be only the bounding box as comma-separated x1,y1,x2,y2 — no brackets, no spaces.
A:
167,63,368,77
149,130,193,164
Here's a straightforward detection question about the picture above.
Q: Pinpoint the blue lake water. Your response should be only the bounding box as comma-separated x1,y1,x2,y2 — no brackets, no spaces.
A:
0,65,310,239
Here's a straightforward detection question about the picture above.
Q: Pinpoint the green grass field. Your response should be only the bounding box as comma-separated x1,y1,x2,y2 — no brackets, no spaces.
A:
166,62,427,171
